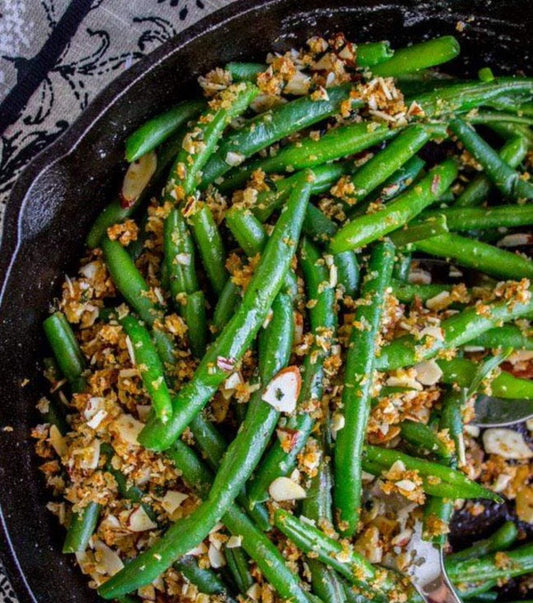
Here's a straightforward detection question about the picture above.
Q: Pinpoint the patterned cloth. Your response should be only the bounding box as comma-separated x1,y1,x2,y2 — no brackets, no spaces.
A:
0,0,234,599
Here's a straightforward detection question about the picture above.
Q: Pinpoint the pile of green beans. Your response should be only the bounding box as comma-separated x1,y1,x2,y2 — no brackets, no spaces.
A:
38,32,533,602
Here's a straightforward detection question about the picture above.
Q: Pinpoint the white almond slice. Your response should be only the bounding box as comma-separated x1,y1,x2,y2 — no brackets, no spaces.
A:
225,151,245,167
127,506,157,532
492,473,513,493
187,542,208,557
419,325,444,341
94,541,124,576
331,413,345,438
262,366,301,413
414,360,443,386
79,438,101,470
111,414,144,446
87,409,107,430
268,477,306,502
208,543,226,568
79,261,99,280
49,424,67,457
284,71,311,96
161,491,188,516
293,312,304,345
497,233,532,248
83,396,105,420
464,424,480,438
483,428,533,460
226,535,243,548
408,268,432,285
223,371,243,393
396,479,416,492
120,151,157,207
425,291,451,311
137,585,156,601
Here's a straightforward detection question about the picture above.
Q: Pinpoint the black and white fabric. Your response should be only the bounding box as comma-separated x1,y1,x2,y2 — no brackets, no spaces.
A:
0,0,234,598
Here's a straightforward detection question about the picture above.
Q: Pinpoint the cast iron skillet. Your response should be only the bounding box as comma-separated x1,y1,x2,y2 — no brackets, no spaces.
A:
0,0,531,600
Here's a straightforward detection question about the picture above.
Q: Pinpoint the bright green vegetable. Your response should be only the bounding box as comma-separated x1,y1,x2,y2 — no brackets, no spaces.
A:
329,159,458,253
422,204,533,231
413,233,533,280
400,420,452,459
62,503,100,554
388,214,448,247
247,238,336,507
449,118,533,200
220,121,396,192
200,85,356,186
334,241,395,536
120,314,173,422
139,174,312,451
125,100,204,163
467,324,533,351
447,521,518,564
372,36,460,77
357,41,394,67
454,136,528,207
43,312,86,393
376,286,533,371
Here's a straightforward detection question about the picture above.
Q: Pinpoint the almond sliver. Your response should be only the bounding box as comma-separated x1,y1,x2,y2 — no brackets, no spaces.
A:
262,366,301,413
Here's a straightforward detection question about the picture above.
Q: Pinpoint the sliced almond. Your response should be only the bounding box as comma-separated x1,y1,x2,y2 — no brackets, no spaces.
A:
120,151,157,208
208,543,226,568
226,535,243,548
49,424,67,457
497,233,533,248
268,476,306,502
284,70,311,95
110,414,144,446
225,151,245,167
483,428,533,460
262,366,301,413
414,360,443,386
94,540,124,576
161,491,188,516
126,506,157,532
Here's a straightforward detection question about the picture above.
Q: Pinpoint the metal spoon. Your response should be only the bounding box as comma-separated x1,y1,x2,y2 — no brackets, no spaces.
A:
406,523,462,603
473,394,533,427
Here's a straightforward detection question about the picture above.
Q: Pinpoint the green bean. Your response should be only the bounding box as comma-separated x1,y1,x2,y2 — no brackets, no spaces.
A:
125,100,204,163
364,446,501,502
357,41,394,67
100,287,294,597
225,61,265,81
464,592,498,602
438,358,533,399
43,312,86,393
174,556,234,599
87,129,186,249
62,502,100,554
457,580,498,599
212,281,241,333
334,250,360,297
302,450,345,602
454,136,528,207
220,121,396,192
467,110,533,127
273,509,407,601
188,205,228,295
400,420,452,459
165,83,257,201
224,548,253,594
168,441,312,602
119,314,173,422
201,84,355,187
467,324,533,351
302,203,338,243
447,521,518,564
411,78,533,118
446,542,533,583
253,162,350,223
342,125,432,205
102,237,161,326
389,214,448,247
377,286,533,371
372,36,460,77
423,495,453,546
139,174,311,451
450,118,533,200
413,232,533,280
247,239,336,507
43,313,103,552
440,390,464,462
334,241,395,536
330,159,457,253
423,204,533,231
489,122,533,148
225,207,267,256
181,290,207,358
164,207,199,297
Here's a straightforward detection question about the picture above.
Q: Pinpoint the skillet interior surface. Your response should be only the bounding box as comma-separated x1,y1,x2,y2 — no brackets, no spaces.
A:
0,0,531,600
